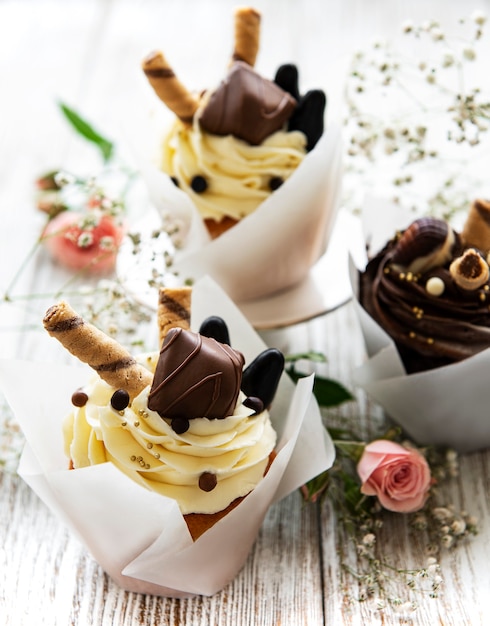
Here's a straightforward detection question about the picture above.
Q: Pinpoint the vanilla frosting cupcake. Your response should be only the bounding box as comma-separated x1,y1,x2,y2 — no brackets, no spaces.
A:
142,7,325,239
44,288,284,539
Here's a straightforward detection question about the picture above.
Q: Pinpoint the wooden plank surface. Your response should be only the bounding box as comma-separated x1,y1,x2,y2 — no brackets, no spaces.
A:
1,0,490,624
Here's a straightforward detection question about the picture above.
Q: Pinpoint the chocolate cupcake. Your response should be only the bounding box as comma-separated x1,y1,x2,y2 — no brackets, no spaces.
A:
359,204,490,373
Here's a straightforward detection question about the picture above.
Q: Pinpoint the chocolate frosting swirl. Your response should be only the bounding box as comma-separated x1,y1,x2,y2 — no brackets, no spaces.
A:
148,328,245,419
360,221,490,373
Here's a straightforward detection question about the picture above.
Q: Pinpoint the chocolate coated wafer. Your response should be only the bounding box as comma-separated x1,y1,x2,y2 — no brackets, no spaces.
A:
43,301,152,398
157,287,192,347
142,51,199,124
232,7,261,67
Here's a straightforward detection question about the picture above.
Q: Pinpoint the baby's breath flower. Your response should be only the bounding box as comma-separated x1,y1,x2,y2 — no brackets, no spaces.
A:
441,534,454,548
451,518,466,535
77,232,93,248
363,533,376,547
99,235,115,250
54,171,76,187
431,506,453,521
471,10,487,26
79,214,98,229
431,27,444,42
441,52,455,68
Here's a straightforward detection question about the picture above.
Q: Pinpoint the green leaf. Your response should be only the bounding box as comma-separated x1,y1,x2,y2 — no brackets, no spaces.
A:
58,101,114,162
313,376,354,408
285,351,327,364
287,368,354,408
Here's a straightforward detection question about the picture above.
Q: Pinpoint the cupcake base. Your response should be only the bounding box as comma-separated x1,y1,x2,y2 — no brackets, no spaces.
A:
204,216,239,239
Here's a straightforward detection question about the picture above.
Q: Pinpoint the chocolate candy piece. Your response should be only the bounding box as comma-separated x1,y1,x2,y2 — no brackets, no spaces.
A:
199,471,218,492
243,396,264,415
190,175,208,193
199,316,231,345
274,63,300,100
148,328,245,420
269,176,283,191
111,389,130,411
71,389,88,407
274,64,326,151
199,61,297,145
242,348,284,408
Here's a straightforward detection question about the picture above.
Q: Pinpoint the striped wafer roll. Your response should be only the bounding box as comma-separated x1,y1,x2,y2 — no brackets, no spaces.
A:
43,301,152,398
142,51,199,124
157,287,192,347
461,199,490,254
231,7,261,67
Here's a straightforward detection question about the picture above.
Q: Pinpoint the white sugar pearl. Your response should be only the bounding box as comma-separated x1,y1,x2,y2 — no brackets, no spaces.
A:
426,276,445,296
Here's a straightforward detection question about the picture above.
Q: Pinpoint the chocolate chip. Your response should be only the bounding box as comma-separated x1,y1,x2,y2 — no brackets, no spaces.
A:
269,176,284,191
170,176,179,187
71,389,88,407
110,389,130,411
171,417,190,434
199,471,217,492
190,175,208,193
243,396,264,415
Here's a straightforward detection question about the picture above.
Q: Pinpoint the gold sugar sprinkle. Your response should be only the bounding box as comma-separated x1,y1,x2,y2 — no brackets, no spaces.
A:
427,337,434,344
147,442,153,449
134,421,140,427
130,455,136,462
480,292,486,302
409,331,416,339
138,409,149,419
121,421,127,427
154,453,161,459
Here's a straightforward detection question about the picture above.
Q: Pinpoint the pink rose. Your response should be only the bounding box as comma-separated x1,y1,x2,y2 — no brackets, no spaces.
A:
357,440,432,513
42,211,125,274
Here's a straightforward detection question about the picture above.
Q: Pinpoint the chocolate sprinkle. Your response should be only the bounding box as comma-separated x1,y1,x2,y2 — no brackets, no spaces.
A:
171,417,190,434
71,390,88,407
199,471,218,492
269,176,284,191
190,175,208,193
243,396,264,414
170,176,179,187
111,389,130,411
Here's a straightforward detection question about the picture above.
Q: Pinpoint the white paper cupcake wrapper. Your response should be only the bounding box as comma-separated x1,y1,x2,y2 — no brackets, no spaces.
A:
0,277,335,597
131,121,343,303
350,230,490,454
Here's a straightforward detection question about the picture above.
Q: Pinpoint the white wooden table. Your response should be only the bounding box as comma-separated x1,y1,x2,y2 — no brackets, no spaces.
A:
1,1,490,624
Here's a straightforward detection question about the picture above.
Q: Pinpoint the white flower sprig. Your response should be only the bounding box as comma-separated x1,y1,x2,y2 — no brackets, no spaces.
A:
343,11,490,221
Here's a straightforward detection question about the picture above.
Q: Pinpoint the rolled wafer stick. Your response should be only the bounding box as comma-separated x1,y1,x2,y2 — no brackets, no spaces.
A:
43,301,152,398
449,248,489,291
461,199,490,253
142,51,199,124
231,7,261,67
157,287,192,347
